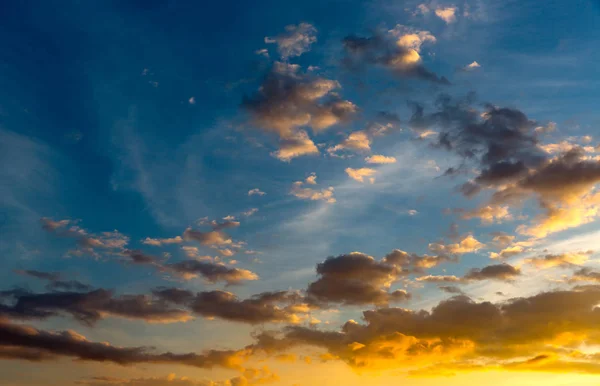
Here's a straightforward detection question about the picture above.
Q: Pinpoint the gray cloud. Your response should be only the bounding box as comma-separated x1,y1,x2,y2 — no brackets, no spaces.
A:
306,252,410,306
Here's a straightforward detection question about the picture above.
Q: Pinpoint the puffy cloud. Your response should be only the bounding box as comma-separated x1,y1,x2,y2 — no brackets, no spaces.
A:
248,188,266,196
463,263,521,281
121,250,164,266
327,131,371,155
141,236,183,246
524,251,593,269
0,320,246,369
165,260,258,284
435,6,457,23
463,61,481,71
41,218,129,257
183,228,231,246
40,217,71,231
489,244,527,260
345,167,377,183
290,174,336,203
459,205,512,224
383,249,455,271
571,268,600,283
365,155,397,164
265,23,317,60
272,130,319,161
306,252,410,306
428,235,484,255
342,25,449,84
490,232,515,247
243,62,356,161
252,287,600,375
416,95,600,237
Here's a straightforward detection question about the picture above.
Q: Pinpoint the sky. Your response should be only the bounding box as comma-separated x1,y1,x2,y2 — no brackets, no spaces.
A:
2,0,600,385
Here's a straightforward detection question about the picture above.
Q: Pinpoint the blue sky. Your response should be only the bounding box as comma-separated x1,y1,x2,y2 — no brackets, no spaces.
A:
3,1,600,385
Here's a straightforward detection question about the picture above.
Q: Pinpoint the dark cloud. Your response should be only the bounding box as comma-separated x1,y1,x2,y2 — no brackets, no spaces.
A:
342,28,450,84
438,285,464,294
411,94,600,236
571,268,600,283
165,260,258,284
15,269,92,292
0,289,191,325
15,270,61,282
306,252,410,306
418,263,521,284
463,263,521,281
0,320,245,369
121,249,163,266
154,287,309,324
188,290,308,324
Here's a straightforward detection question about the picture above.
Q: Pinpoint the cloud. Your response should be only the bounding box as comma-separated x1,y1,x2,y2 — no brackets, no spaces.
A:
428,235,485,255
265,23,317,60
435,6,458,23
327,131,371,155
121,249,164,266
342,25,449,84
462,61,481,71
141,236,183,246
242,208,258,217
0,288,192,325
571,268,600,283
524,251,593,269
459,205,512,224
41,218,129,257
152,287,309,325
76,369,279,386
345,167,377,183
0,320,246,369
248,188,266,196
40,217,71,231
489,244,527,260
272,130,319,161
365,155,397,164
183,228,231,246
306,252,410,306
165,260,258,284
290,174,336,203
243,62,356,160
383,249,455,271
407,95,600,237
15,270,92,292
438,285,464,294
463,263,521,281
188,290,308,324
417,263,521,283
252,287,600,374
